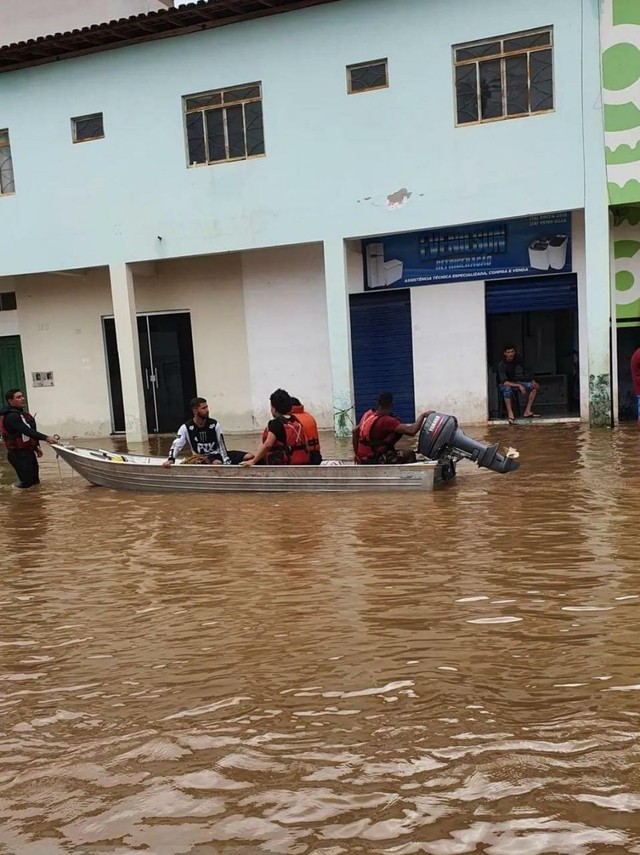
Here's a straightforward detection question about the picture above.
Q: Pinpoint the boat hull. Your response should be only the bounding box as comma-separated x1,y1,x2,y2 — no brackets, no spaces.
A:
53,445,450,493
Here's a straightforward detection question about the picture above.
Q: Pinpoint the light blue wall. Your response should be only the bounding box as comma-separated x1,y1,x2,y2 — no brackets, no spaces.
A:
0,0,597,276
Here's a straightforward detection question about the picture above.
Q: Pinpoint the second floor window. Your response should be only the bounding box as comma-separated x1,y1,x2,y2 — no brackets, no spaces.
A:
0,130,15,195
72,112,104,143
454,28,554,126
184,82,265,166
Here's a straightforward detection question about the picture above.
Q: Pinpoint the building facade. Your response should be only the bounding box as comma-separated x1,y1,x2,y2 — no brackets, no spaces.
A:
0,0,610,440
602,0,640,419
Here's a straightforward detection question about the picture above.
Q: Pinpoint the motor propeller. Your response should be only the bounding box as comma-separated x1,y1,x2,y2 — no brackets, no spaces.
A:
418,412,520,474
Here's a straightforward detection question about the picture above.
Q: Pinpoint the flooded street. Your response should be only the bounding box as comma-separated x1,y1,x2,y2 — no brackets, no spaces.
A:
1,423,640,854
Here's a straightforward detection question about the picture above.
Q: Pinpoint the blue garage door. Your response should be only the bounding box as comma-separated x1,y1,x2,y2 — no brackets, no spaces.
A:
486,274,578,313
349,289,415,422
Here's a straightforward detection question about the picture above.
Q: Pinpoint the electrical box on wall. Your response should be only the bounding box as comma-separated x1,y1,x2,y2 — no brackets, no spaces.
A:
32,371,54,387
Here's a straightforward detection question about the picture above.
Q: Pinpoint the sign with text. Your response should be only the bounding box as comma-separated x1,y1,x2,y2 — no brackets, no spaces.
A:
362,212,572,290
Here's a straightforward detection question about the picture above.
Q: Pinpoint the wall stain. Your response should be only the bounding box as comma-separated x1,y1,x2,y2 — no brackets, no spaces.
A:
589,373,613,426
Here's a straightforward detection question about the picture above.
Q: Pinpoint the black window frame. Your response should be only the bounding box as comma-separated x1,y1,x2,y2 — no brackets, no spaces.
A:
453,27,554,127
347,59,389,94
0,129,15,195
183,82,265,167
0,291,17,311
71,112,105,143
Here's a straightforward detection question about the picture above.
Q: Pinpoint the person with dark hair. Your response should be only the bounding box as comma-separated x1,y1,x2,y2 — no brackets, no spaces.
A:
162,397,232,467
497,344,540,424
353,392,434,464
242,388,310,466
290,396,322,465
0,388,59,488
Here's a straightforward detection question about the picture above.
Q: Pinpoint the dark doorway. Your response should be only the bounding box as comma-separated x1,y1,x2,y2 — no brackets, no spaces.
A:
349,289,415,422
486,275,579,419
104,312,197,434
0,336,27,407
486,309,579,418
617,325,640,421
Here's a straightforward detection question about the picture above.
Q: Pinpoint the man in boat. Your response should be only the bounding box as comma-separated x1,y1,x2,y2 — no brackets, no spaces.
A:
242,388,310,466
497,344,540,424
290,396,322,464
162,397,233,467
0,388,59,488
353,392,434,465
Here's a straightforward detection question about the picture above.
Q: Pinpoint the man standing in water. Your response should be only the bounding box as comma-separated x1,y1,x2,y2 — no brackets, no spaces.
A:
0,388,59,488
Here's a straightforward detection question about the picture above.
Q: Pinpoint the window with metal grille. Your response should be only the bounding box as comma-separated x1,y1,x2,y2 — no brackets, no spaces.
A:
0,130,15,195
0,292,17,311
454,28,553,126
184,83,265,166
347,59,388,94
72,112,104,143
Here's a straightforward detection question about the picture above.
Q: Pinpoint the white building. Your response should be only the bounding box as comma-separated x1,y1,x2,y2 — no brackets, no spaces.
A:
0,0,611,440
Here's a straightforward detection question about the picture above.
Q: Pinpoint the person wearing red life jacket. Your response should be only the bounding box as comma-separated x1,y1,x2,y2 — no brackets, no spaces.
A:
242,388,310,466
0,388,59,488
290,396,322,465
353,391,434,464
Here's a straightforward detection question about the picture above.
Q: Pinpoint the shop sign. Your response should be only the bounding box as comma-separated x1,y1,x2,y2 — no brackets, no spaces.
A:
363,212,572,290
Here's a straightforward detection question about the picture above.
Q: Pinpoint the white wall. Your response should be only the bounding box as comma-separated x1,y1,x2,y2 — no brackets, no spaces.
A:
0,311,19,337
13,269,114,437
241,243,333,428
572,210,590,421
133,254,253,432
411,280,488,424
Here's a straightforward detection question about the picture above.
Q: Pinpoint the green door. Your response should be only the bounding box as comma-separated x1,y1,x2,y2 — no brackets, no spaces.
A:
0,336,27,407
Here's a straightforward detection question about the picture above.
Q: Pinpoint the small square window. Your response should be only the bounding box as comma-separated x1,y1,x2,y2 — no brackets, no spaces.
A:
0,291,17,311
72,112,104,143
347,59,388,94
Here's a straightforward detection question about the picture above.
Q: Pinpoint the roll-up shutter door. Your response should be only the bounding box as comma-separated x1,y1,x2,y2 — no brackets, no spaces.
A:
486,274,578,314
349,289,415,423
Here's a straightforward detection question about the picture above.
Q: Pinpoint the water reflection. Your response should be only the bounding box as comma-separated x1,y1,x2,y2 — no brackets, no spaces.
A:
1,424,640,853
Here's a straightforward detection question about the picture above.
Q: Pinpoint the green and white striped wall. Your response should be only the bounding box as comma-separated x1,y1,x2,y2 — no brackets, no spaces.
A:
602,0,640,323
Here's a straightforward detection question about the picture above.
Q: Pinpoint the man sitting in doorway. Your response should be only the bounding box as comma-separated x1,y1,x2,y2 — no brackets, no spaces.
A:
498,344,540,424
352,392,434,464
162,397,237,467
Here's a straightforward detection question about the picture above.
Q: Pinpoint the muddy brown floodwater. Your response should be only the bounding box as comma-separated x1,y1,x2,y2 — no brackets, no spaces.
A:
1,423,640,855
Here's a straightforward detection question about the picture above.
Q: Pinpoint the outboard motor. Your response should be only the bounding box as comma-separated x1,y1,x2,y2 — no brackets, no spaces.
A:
418,412,520,474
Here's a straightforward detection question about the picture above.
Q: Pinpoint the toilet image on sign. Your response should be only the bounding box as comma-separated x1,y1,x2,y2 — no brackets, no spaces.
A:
365,243,404,288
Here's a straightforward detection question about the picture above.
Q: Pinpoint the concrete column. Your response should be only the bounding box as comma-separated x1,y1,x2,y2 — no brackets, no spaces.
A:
108,263,147,442
322,239,355,436
582,0,613,427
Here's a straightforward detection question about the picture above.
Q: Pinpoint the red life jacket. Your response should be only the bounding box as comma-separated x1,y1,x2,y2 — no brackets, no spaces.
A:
0,409,39,452
263,415,310,465
291,404,321,463
356,409,396,463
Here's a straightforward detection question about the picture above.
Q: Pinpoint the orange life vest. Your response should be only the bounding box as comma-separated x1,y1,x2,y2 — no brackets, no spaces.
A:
291,405,321,462
263,415,310,465
355,409,396,463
